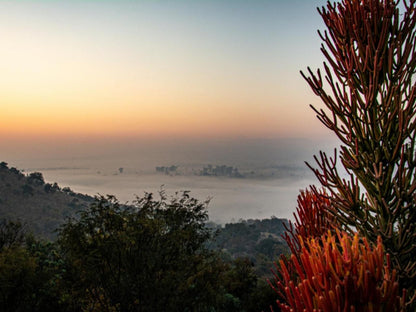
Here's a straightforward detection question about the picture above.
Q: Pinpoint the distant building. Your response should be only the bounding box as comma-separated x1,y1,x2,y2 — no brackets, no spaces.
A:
200,165,244,178
155,165,178,175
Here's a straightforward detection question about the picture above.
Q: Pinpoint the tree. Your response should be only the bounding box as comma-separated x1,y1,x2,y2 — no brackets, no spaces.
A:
0,245,37,311
301,0,416,295
221,258,258,311
0,219,26,251
27,172,45,185
58,191,225,311
0,220,65,312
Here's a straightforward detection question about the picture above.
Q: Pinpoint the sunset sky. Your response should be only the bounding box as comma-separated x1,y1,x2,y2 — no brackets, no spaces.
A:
0,0,329,142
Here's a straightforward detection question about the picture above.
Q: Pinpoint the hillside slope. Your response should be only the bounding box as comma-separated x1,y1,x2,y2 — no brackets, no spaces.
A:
0,161,93,239
209,217,289,276
0,161,290,274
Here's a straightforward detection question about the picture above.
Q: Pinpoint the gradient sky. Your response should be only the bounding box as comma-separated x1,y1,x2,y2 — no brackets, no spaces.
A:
0,0,330,142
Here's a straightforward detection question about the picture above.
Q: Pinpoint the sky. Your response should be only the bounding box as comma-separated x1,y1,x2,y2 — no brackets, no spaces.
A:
0,0,331,144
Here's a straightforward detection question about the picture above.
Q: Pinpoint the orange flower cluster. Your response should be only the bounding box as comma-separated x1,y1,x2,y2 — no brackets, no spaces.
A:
283,188,333,255
272,231,406,311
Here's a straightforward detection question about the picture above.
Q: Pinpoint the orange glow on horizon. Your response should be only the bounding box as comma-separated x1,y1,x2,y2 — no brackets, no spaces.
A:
0,0,327,142
1,92,322,141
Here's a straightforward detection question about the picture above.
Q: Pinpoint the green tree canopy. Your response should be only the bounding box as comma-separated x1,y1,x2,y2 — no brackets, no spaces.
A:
58,191,225,311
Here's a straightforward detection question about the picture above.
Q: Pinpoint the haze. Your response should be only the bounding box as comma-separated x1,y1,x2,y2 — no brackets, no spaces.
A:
0,0,337,221
0,0,329,140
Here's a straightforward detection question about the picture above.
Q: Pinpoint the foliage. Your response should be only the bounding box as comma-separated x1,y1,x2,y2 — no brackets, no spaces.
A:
0,220,66,312
58,192,224,311
0,163,92,239
222,258,258,309
25,237,68,312
0,219,26,251
0,246,37,311
27,172,45,186
209,217,289,277
0,164,291,310
0,181,288,311
269,0,416,309
302,0,416,292
0,220,33,311
273,188,336,298
283,187,334,255
271,231,406,312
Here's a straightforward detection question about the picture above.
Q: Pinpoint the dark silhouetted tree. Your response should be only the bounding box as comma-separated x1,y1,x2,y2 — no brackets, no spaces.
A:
58,192,227,311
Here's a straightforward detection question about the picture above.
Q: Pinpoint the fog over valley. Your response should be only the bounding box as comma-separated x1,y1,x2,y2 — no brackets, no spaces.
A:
2,137,336,223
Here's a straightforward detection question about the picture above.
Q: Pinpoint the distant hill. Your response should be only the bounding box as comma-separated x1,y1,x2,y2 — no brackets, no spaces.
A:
208,217,289,277
0,161,93,239
0,161,290,273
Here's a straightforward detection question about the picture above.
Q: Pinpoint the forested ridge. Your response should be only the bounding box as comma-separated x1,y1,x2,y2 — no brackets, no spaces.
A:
0,162,287,311
0,162,93,239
